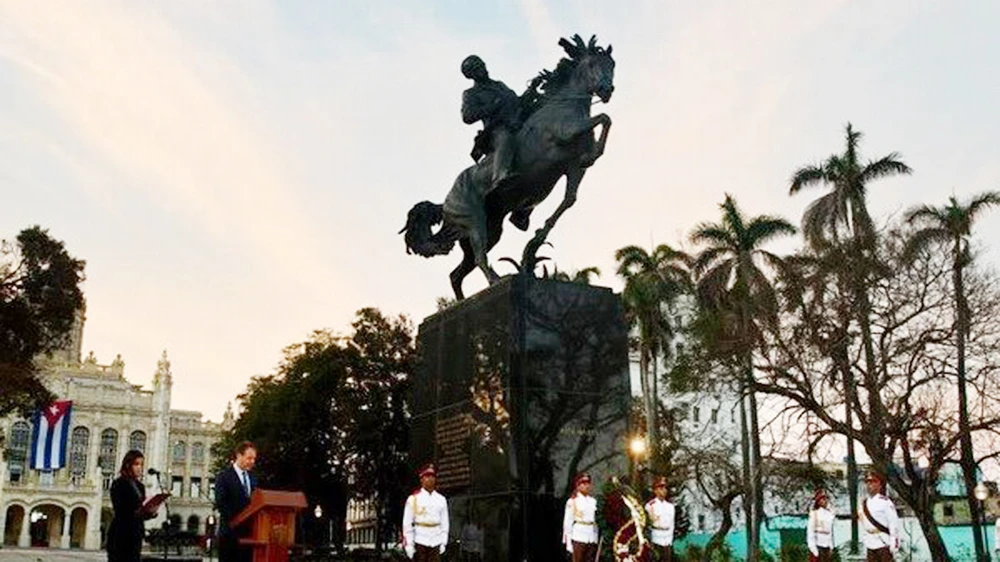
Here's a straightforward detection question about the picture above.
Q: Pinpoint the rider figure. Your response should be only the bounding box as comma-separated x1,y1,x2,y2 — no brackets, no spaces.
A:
461,55,532,231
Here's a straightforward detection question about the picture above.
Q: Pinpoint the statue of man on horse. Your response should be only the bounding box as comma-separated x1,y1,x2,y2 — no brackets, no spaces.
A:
401,34,615,300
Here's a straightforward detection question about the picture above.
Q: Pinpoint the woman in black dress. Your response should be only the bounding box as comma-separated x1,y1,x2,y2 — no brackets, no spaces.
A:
106,449,156,561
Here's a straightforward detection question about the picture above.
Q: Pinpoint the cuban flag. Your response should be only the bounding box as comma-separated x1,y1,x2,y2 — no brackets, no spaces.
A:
30,400,73,470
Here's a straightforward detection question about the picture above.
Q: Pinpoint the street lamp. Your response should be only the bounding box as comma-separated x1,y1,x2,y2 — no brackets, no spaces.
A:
205,515,216,561
974,482,989,560
629,436,648,458
313,505,325,551
628,435,648,489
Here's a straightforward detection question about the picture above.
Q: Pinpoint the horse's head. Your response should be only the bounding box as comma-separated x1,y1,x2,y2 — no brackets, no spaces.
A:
559,34,615,103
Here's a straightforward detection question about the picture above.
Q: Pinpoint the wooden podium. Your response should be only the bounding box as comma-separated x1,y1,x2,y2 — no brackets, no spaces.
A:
231,489,308,562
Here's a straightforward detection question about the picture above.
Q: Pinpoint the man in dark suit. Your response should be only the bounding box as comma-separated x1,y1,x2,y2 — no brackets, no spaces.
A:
215,441,258,562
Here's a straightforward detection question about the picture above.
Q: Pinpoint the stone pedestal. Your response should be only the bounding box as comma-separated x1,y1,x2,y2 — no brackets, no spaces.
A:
411,276,630,561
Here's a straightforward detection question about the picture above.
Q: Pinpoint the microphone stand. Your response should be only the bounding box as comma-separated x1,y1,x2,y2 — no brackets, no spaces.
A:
147,468,218,560
150,469,171,562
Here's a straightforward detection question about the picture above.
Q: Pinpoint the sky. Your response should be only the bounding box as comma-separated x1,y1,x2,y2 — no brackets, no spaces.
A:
2,1,999,423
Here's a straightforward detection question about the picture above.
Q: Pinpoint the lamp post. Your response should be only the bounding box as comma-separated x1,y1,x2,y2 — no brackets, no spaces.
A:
974,482,989,561
206,514,216,561
628,435,648,489
314,505,324,551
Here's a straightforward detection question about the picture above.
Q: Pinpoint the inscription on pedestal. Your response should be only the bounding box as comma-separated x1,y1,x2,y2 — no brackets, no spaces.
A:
435,413,472,490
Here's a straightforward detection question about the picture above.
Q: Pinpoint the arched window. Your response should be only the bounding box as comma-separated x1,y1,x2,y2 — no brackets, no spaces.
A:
98,429,119,474
186,515,200,533
129,431,147,454
173,441,186,463
191,442,204,463
69,427,90,478
8,421,30,481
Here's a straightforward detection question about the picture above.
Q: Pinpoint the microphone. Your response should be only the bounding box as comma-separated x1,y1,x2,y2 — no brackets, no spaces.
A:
148,468,161,476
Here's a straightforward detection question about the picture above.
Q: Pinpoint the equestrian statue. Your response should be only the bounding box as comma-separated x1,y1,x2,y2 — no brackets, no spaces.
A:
401,34,615,299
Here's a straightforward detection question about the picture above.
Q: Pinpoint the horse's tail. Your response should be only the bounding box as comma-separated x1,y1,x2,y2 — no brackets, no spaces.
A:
399,201,458,257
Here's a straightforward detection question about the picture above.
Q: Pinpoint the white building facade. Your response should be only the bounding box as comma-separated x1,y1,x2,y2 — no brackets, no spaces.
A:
0,312,229,551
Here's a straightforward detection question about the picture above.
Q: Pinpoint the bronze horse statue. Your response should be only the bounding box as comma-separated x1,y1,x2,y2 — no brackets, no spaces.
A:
402,35,615,299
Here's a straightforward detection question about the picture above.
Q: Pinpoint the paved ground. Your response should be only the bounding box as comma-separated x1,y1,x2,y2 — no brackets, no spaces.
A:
0,549,104,561
0,548,211,561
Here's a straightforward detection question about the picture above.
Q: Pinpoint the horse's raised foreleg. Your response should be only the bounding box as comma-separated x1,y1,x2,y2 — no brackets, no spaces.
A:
521,166,585,272
450,238,476,300
580,113,612,168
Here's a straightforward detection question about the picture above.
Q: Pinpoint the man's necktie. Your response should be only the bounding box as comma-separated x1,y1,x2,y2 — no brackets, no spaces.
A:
241,471,250,496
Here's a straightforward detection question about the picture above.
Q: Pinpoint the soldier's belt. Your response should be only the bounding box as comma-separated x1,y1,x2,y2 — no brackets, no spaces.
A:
652,526,672,531
574,521,595,525
414,522,440,527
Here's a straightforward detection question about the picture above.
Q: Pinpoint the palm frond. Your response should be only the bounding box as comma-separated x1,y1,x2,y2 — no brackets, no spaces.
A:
695,260,735,304
692,246,731,276
964,191,1000,222
615,245,653,278
860,154,912,183
801,192,844,248
720,195,747,238
904,203,948,226
789,165,826,194
745,216,796,247
690,224,734,249
901,227,950,264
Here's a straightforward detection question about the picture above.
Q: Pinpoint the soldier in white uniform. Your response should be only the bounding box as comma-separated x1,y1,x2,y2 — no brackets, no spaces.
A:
562,473,598,562
402,464,450,562
807,489,835,561
644,476,675,561
859,471,898,562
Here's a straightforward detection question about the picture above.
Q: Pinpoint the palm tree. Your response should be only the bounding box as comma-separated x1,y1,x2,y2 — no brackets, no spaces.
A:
904,191,1000,562
689,195,795,562
789,123,910,553
790,123,911,250
615,244,690,461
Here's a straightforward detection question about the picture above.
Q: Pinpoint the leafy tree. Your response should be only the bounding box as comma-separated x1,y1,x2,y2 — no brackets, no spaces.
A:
903,191,1000,562
213,308,415,551
0,226,85,420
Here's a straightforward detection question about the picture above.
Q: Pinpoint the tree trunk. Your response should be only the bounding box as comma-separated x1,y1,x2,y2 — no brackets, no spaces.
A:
639,349,655,457
702,493,738,562
845,405,859,554
738,377,755,562
834,305,860,555
953,252,986,561
747,357,764,562
912,497,951,562
650,347,660,460
737,281,760,562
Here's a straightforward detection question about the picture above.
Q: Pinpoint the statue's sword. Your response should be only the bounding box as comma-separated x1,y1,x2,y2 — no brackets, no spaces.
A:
594,535,603,562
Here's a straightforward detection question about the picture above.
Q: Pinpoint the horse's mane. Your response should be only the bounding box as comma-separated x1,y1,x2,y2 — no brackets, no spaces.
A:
521,34,612,114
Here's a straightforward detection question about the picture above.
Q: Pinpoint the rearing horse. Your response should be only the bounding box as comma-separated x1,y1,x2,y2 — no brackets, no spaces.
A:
402,35,615,299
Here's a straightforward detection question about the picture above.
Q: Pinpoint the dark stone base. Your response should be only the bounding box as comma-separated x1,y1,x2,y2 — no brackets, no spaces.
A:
410,276,630,561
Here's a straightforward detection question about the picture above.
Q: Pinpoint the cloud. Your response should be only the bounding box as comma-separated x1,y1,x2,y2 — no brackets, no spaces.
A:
0,1,341,299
